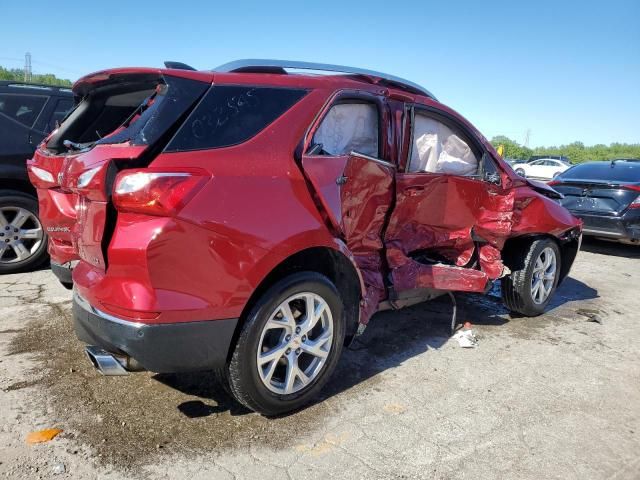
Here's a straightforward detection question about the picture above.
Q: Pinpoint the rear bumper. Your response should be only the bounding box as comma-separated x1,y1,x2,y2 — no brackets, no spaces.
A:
571,211,640,241
73,292,238,373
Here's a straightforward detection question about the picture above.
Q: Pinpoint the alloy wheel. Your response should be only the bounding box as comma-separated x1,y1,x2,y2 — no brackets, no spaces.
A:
256,292,334,395
0,207,44,265
531,247,557,304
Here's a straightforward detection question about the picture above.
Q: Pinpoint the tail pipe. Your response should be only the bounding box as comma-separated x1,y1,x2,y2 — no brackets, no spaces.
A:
85,346,144,376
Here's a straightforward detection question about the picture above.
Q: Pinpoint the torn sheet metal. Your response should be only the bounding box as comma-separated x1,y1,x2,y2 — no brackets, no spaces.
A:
301,153,394,325
389,257,489,292
384,174,515,292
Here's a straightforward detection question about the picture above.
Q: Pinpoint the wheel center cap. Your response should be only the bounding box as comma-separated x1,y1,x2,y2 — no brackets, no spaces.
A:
290,337,301,349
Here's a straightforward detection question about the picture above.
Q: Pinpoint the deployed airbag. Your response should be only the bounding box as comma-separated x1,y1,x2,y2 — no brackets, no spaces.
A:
313,103,378,157
409,115,478,175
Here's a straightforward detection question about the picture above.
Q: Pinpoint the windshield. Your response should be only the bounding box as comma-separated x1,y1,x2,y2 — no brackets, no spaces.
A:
559,161,640,183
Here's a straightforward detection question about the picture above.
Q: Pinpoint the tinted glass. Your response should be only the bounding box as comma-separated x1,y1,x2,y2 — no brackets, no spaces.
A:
560,161,640,183
47,98,74,132
166,86,307,152
0,94,47,127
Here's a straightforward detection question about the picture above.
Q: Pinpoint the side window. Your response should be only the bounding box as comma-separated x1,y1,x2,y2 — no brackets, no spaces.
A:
0,93,48,128
166,86,307,152
311,102,379,157
408,112,479,176
47,98,74,132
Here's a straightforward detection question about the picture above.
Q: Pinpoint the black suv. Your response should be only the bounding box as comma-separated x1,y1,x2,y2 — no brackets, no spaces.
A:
0,81,74,273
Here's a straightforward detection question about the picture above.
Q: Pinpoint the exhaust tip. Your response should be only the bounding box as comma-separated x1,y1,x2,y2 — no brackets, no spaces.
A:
85,346,129,376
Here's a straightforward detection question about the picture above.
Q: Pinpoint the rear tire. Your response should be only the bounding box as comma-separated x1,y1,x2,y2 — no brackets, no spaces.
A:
515,168,526,177
501,238,561,316
224,272,345,416
0,190,48,274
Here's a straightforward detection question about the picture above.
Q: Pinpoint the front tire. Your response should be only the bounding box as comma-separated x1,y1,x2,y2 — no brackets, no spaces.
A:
501,238,561,316
225,272,346,416
0,190,48,274
515,168,526,177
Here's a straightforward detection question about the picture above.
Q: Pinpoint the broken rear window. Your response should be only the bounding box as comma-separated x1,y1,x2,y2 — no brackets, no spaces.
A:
47,75,209,154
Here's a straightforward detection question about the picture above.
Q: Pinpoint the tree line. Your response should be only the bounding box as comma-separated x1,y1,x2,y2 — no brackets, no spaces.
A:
0,66,72,87
490,135,640,163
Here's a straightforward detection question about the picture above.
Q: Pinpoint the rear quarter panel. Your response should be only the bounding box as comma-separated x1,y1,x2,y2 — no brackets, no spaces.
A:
92,87,352,321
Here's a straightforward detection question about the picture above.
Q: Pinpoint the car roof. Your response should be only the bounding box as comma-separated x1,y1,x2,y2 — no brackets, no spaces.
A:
0,81,73,96
213,59,436,100
73,60,437,103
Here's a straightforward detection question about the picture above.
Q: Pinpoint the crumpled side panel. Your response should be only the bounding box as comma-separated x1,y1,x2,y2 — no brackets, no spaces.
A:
300,153,393,326
385,174,515,292
478,244,504,279
341,156,394,324
388,247,488,292
301,155,349,234
474,189,515,246
474,189,516,280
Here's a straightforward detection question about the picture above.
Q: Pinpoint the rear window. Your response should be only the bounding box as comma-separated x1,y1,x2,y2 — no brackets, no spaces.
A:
560,161,640,183
0,93,48,127
165,86,307,152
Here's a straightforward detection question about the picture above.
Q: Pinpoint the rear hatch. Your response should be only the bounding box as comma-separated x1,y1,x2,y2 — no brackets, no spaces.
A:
30,68,212,269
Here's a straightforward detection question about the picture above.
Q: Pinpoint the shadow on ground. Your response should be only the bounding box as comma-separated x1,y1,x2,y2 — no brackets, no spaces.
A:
159,269,599,419
6,264,599,470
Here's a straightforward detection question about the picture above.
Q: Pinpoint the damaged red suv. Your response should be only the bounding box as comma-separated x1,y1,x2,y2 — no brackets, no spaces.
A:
29,60,581,415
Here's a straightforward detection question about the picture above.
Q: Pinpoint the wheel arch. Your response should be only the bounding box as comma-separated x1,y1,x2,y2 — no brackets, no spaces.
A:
501,231,578,285
228,245,364,362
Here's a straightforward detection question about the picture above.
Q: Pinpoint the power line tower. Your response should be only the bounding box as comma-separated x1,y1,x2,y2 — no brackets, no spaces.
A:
523,129,531,148
24,52,32,83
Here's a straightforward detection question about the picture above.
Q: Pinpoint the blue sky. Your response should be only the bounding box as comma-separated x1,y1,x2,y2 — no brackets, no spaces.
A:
1,0,638,147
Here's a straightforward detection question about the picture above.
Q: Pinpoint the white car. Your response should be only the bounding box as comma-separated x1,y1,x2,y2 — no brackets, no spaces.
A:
511,158,570,181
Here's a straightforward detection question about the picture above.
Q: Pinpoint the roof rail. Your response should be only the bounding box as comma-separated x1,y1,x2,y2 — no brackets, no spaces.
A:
0,80,72,93
213,59,436,100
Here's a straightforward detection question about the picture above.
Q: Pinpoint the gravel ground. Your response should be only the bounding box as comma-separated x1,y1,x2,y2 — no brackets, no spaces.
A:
0,237,639,479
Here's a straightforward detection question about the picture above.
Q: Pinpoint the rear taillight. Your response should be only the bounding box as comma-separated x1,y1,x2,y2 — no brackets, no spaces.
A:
76,166,102,189
28,165,57,188
547,180,561,186
625,185,640,209
112,170,207,216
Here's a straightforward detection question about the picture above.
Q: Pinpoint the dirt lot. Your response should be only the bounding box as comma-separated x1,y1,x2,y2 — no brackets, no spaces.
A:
1,238,639,479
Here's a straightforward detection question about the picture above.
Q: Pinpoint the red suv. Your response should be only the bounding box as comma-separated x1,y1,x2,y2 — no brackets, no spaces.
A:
29,60,581,415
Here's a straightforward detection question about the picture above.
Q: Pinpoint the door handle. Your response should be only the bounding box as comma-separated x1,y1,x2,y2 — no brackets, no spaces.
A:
336,175,348,185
